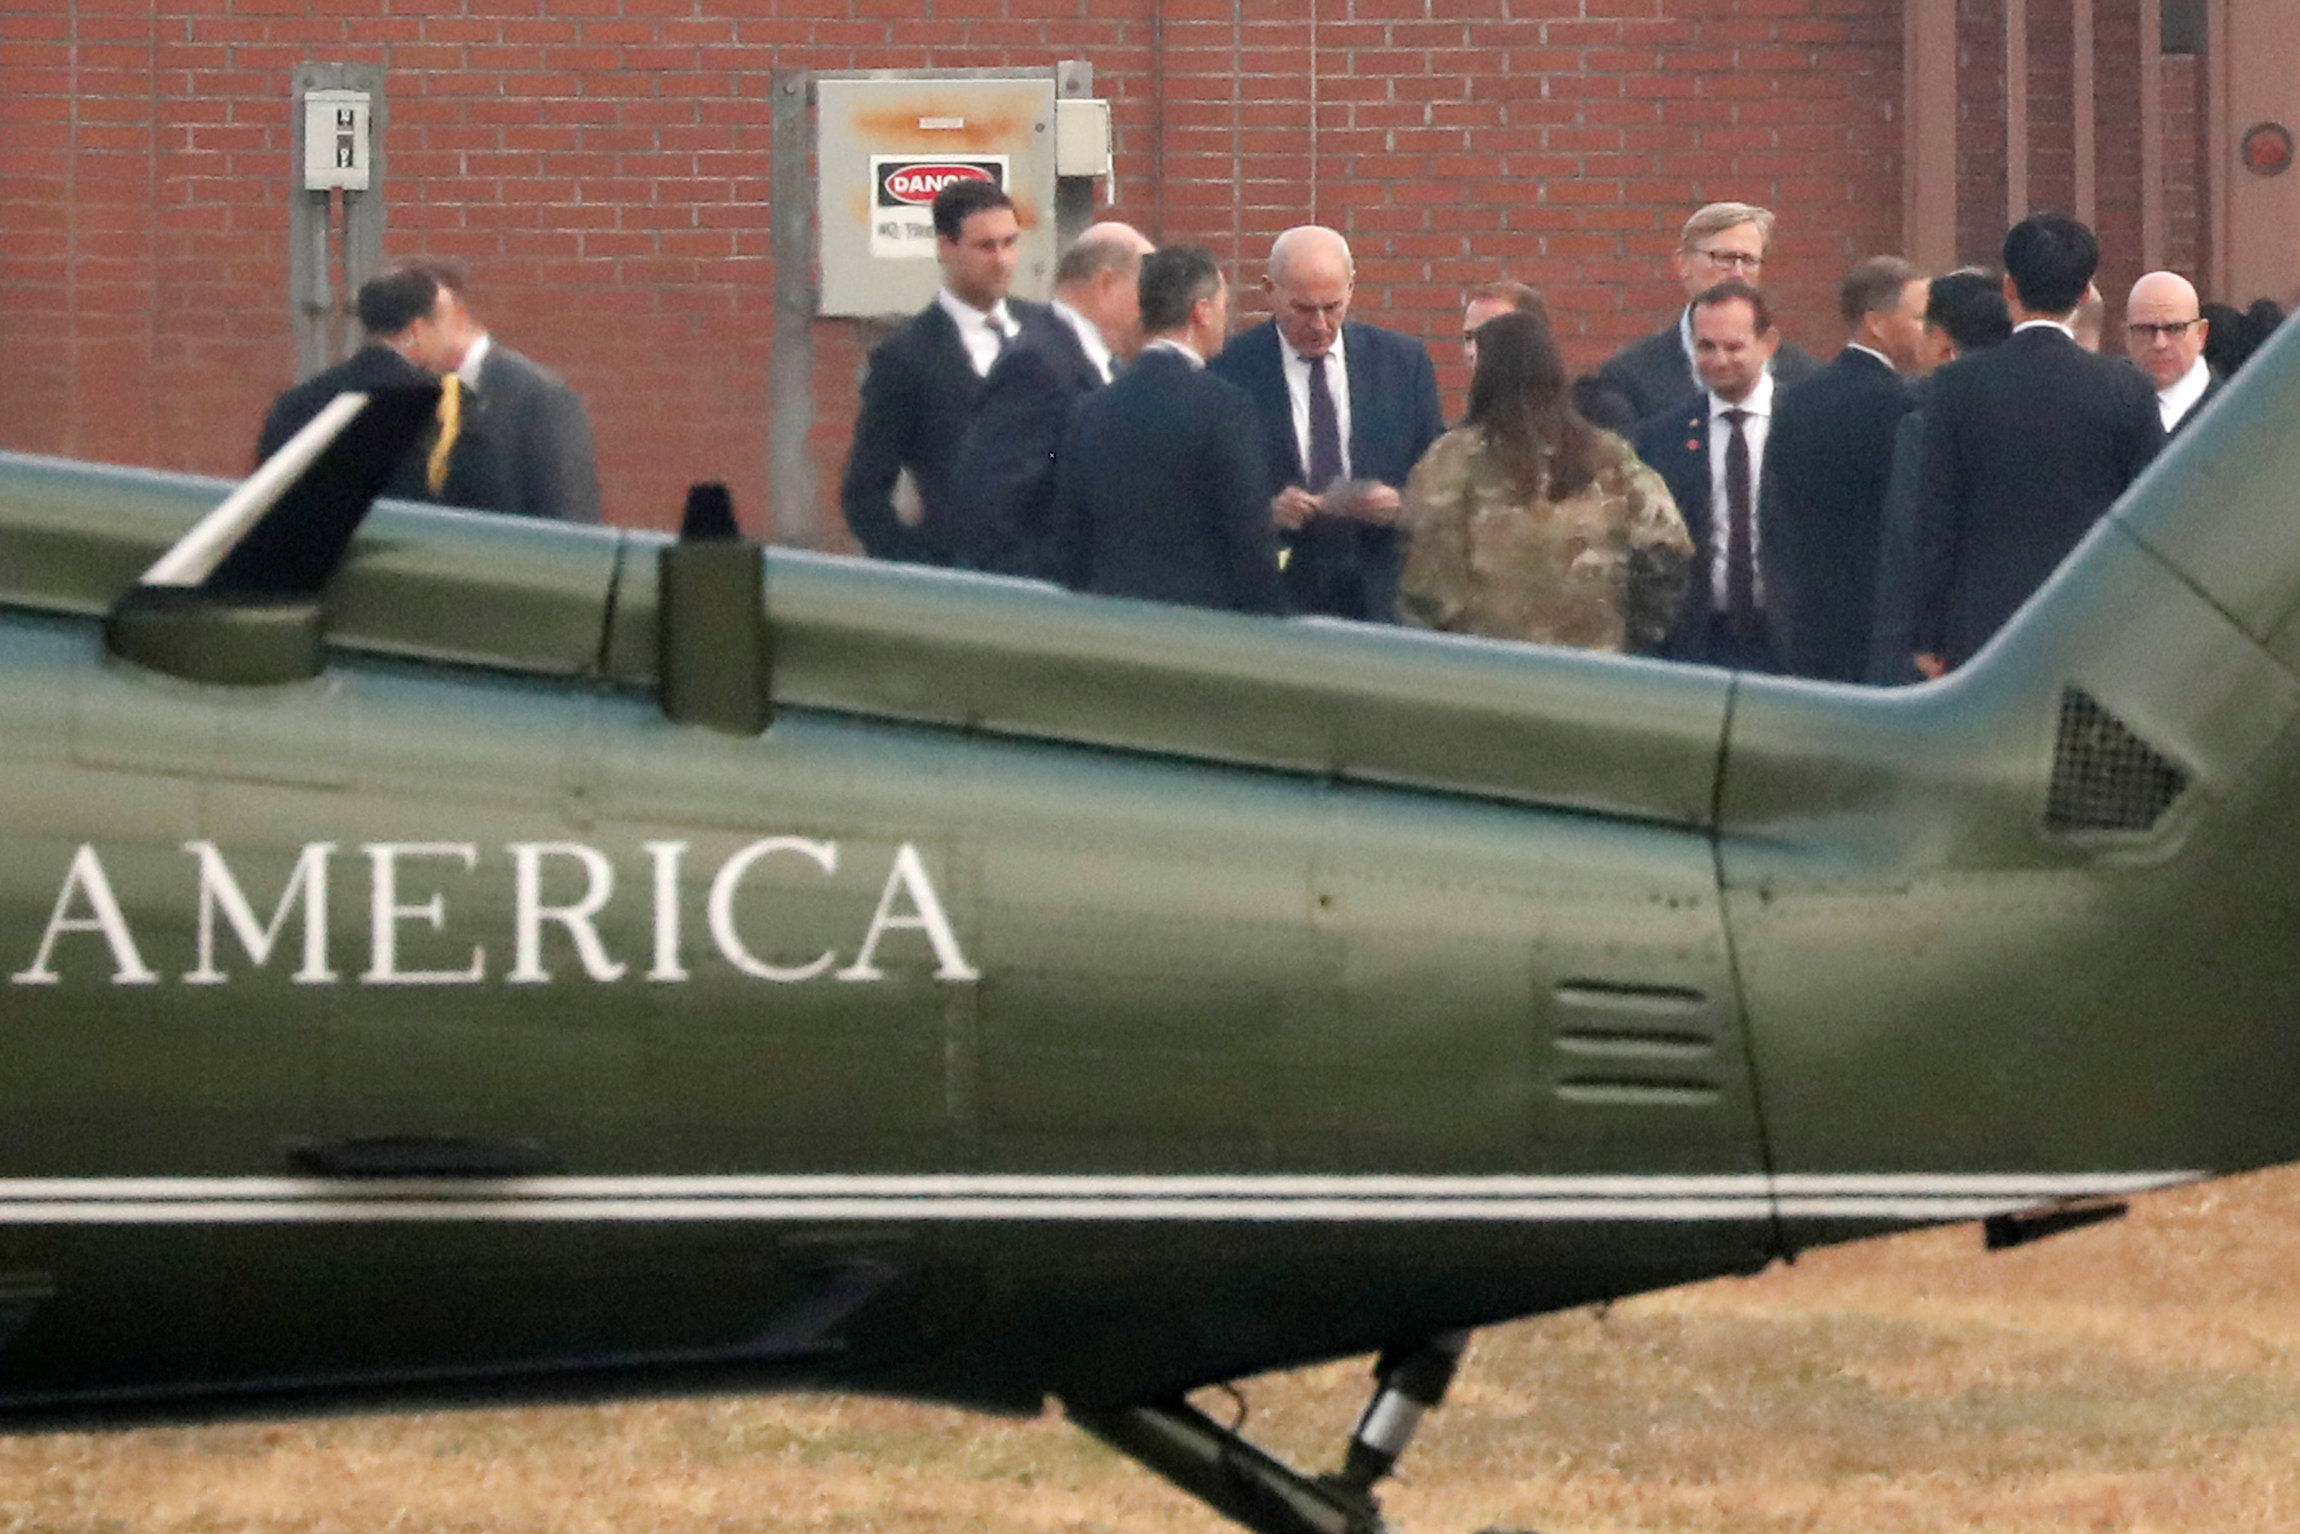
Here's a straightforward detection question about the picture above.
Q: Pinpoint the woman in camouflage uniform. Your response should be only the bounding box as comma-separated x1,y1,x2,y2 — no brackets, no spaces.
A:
1396,310,1693,653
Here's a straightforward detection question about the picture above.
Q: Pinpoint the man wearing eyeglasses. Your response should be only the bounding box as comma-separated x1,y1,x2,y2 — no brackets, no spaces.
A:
2124,271,2223,434
1593,202,1819,425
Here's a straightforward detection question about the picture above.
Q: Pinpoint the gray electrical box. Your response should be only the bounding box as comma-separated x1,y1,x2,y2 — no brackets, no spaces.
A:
302,88,372,191
815,76,1061,319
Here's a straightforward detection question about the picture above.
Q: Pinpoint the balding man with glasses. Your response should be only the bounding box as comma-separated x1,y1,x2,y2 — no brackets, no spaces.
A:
2125,270,2223,435
1595,201,1819,425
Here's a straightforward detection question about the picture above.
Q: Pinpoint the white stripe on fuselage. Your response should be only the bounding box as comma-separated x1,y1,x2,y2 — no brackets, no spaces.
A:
0,1172,2202,1224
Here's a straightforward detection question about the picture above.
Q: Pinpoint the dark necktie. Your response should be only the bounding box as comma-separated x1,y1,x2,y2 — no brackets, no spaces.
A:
1722,407,1759,641
1306,353,1344,491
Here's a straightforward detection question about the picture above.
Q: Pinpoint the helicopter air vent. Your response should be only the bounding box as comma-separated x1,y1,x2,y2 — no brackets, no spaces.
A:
2045,688,2187,834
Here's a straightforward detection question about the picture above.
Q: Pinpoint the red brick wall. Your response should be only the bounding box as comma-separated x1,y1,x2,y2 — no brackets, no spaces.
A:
3,0,1909,542
2163,53,2204,284
1949,0,2217,321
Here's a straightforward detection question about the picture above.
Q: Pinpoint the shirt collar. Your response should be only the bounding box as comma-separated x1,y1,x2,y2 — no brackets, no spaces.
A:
1281,326,1346,375
456,332,493,386
2159,354,2214,423
1843,341,1897,373
1051,298,1114,382
1140,336,1204,368
1707,367,1775,420
2014,317,2076,339
936,286,1013,340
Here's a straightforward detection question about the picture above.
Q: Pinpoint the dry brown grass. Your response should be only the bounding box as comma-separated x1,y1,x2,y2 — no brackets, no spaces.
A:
7,1165,2300,1533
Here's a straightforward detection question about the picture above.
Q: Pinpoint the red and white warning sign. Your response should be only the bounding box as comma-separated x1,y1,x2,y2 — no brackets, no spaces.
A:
869,155,1008,259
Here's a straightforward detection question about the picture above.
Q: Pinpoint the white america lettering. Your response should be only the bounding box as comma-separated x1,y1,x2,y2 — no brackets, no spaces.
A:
8,839,978,987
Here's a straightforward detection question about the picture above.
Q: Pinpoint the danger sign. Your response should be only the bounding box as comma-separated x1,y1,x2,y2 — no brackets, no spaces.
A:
869,155,1009,259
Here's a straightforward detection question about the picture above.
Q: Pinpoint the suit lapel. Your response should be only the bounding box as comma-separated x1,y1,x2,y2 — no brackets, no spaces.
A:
1253,324,1305,483
916,301,974,386
1342,322,1373,471
1046,313,1100,390
1679,405,1713,527
1672,405,1716,598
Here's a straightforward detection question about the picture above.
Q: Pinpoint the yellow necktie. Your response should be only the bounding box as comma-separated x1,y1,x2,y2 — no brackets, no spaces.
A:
426,375,463,495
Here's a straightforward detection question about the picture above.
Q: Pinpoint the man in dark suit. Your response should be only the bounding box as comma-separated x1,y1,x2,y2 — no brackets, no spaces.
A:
943,221,1155,578
1595,202,1820,424
403,261,601,523
1866,268,2013,684
1209,225,1445,622
1053,246,1282,615
1632,281,1788,671
2124,270,2223,436
257,266,504,513
1910,214,2165,676
1761,256,1927,682
841,177,1042,565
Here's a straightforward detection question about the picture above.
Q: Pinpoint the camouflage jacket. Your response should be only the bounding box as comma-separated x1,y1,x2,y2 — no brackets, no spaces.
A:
1395,424,1693,654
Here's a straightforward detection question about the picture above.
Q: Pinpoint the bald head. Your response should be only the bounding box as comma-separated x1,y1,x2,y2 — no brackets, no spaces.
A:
1056,221,1156,285
1269,226,1353,285
1054,221,1158,360
2125,269,2207,389
1266,226,1355,358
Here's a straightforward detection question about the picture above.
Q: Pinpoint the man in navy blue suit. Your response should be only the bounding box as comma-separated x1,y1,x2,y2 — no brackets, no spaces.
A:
1632,281,1789,670
1910,214,2163,676
944,222,1155,578
1866,268,2013,684
1762,256,1927,682
1210,226,1445,622
1053,247,1283,615
840,178,1043,567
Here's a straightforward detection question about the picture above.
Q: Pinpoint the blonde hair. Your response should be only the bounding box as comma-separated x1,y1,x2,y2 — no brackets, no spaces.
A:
1680,202,1777,253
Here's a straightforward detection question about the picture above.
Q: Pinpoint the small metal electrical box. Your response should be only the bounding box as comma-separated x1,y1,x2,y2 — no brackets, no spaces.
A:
302,88,372,192
815,76,1062,319
1056,99,1113,178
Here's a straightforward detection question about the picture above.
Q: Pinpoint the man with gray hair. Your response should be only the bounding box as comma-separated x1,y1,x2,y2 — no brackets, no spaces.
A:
1211,225,1445,621
946,221,1156,577
1595,201,1819,424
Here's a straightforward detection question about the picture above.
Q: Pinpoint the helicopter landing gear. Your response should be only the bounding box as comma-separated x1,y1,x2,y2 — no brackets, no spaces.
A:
1066,1330,1481,1534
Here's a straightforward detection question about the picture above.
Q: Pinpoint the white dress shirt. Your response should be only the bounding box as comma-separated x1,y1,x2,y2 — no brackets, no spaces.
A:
456,331,493,387
2157,355,2213,432
1705,369,1775,610
1140,337,1204,368
1280,330,1352,483
937,287,1018,378
1051,299,1115,385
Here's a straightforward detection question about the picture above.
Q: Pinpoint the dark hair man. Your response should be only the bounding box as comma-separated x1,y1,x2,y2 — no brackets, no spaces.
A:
1761,256,1928,681
399,259,600,524
255,266,504,512
1909,214,2164,677
944,221,1156,577
841,177,1041,565
1920,267,2015,361
1208,225,1445,623
1864,267,2014,684
1631,280,1786,670
1051,247,1282,615
1593,201,1820,424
